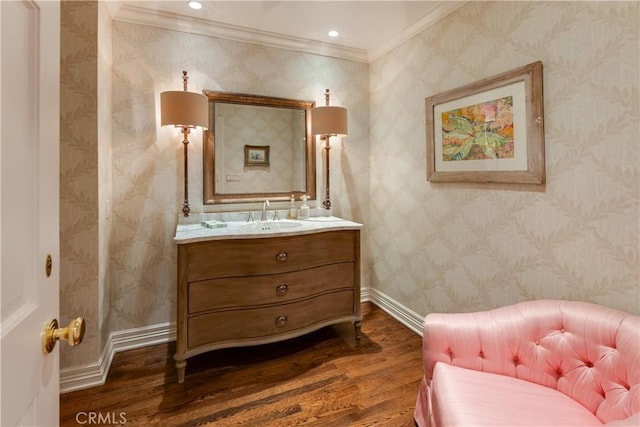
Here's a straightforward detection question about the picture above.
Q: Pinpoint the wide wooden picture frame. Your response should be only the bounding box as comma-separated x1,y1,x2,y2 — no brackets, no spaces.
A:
426,61,545,185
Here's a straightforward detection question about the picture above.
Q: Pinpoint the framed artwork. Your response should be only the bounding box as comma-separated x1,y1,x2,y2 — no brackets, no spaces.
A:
244,145,270,167
425,61,545,185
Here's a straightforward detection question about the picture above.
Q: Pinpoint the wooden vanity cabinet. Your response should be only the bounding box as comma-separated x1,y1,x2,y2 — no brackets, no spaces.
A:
174,229,361,383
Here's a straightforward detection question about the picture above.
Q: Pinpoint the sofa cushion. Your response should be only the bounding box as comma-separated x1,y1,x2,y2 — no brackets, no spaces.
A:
430,363,604,426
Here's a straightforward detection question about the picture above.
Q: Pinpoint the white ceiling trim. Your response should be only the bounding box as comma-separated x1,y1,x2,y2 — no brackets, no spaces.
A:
113,2,467,63
368,1,466,62
114,4,369,63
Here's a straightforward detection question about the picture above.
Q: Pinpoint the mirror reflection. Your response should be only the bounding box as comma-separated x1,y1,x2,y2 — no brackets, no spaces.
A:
203,91,316,204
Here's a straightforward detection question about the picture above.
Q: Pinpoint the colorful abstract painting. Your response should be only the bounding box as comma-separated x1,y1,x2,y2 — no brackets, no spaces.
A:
440,96,514,162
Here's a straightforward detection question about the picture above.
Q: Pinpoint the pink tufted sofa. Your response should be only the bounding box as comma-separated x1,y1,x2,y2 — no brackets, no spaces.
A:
414,300,639,426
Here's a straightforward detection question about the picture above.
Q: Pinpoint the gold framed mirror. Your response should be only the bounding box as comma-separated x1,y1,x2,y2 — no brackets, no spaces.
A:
203,91,316,204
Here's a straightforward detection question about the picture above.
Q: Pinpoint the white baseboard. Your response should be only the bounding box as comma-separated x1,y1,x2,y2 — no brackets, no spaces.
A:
59,341,113,394
60,322,176,393
365,287,424,336
60,288,422,393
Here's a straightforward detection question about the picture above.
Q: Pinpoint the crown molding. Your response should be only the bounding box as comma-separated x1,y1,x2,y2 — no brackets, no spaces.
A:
113,2,466,64
368,1,468,62
102,0,121,20
113,4,369,63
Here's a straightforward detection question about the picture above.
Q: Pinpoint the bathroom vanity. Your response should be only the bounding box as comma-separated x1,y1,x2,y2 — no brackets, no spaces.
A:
173,216,362,383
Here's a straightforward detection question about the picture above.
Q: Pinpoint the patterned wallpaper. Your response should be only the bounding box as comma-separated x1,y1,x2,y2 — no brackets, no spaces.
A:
97,0,113,356
369,1,639,315
60,0,114,370
60,1,103,369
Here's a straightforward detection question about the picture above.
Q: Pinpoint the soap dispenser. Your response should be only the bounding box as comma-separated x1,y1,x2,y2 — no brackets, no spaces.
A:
288,195,298,219
298,195,310,219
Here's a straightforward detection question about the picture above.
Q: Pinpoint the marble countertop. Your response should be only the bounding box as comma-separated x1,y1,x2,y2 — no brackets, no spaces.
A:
174,216,363,244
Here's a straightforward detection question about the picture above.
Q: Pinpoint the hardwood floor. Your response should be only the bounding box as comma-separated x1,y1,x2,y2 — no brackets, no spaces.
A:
60,303,423,426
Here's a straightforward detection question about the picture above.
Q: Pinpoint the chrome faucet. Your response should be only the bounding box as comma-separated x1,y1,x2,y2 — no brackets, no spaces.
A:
261,200,270,222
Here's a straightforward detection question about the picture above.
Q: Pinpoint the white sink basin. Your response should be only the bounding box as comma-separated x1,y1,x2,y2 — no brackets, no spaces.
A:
239,221,304,232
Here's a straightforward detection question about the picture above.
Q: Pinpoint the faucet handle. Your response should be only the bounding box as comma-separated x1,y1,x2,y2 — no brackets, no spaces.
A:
273,209,280,221
247,211,254,222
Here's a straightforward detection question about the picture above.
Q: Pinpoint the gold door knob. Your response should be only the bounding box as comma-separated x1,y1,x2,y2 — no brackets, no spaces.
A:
42,317,85,354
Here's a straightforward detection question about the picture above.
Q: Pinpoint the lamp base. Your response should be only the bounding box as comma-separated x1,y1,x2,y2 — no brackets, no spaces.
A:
322,137,332,212
181,129,191,217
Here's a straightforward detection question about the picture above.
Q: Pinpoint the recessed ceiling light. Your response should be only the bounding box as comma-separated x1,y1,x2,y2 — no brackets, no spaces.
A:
188,1,203,10
328,30,339,38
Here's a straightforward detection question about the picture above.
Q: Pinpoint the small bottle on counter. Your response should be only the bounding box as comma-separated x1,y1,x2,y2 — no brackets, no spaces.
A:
298,195,310,219
288,195,298,219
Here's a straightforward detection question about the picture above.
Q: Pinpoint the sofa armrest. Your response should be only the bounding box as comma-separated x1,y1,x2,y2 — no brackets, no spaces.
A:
422,311,487,381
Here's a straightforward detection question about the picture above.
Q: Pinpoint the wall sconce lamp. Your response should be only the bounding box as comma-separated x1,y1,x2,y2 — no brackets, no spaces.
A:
311,89,348,210
160,70,208,217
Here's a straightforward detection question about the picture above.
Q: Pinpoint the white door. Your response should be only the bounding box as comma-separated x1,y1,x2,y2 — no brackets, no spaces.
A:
1,1,61,425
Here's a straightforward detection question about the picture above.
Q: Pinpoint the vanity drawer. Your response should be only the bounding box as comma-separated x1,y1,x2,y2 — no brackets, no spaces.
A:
188,262,354,314
185,230,357,282
187,289,354,348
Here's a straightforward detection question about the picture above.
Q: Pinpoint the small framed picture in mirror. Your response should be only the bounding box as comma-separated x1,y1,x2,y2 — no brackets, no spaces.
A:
244,145,270,167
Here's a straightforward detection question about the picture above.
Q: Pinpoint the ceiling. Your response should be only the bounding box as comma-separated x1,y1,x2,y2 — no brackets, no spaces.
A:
112,1,466,62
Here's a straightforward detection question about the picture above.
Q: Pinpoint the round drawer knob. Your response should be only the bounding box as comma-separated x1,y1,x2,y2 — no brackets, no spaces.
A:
275,252,288,262
276,284,289,295
275,315,288,327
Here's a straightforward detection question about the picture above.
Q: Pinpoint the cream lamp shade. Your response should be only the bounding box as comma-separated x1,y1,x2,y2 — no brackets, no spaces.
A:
160,91,208,129
311,105,348,136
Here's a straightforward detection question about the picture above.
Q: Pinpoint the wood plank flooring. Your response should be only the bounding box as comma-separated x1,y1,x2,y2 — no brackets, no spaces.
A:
60,303,423,426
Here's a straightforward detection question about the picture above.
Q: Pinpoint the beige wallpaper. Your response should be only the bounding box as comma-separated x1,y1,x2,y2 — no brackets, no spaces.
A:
60,1,102,368
60,0,113,371
109,22,371,333
97,0,113,356
369,1,639,315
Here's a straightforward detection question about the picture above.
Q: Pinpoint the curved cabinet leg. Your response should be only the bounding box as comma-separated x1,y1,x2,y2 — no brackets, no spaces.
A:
354,320,362,339
176,359,187,383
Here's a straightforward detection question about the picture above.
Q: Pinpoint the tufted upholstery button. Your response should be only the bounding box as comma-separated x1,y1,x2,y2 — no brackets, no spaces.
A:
479,351,484,358
560,328,565,333
535,340,540,345
556,367,563,376
585,361,593,368
513,355,519,365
